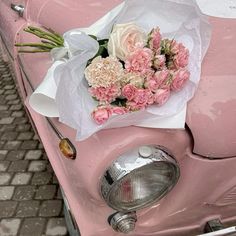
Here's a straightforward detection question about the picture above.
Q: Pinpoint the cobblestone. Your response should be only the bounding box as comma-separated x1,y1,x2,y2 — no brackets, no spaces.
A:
0,218,21,236
0,105,9,111
16,200,40,217
19,218,46,236
35,185,57,200
8,160,29,172
39,200,62,217
0,161,10,171
11,111,25,117
4,140,22,150
0,117,14,125
9,104,23,111
13,186,36,201
25,150,42,160
0,150,7,160
0,173,12,185
0,201,18,218
46,218,68,236
17,131,34,140
28,160,47,172
0,111,11,118
15,124,31,132
31,172,52,185
0,124,16,132
11,173,32,185
6,150,25,161
1,132,18,141
0,51,68,235
0,186,15,200
21,140,39,150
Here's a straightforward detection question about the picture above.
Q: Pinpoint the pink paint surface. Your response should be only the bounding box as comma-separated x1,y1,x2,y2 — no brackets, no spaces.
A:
1,1,236,235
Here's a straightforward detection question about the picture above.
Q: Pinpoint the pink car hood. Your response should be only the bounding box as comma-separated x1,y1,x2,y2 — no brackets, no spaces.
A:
186,17,236,158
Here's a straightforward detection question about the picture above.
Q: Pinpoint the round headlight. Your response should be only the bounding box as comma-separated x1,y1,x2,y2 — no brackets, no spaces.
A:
100,146,180,212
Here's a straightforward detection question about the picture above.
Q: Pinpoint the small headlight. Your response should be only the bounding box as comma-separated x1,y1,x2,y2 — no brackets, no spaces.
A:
100,145,180,212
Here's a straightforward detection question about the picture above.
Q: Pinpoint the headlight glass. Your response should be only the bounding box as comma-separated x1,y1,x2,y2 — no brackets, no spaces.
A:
100,146,180,212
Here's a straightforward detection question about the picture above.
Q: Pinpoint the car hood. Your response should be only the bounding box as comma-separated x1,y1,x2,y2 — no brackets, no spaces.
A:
186,17,236,158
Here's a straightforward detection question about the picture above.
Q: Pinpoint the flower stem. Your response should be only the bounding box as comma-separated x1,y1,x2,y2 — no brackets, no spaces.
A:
28,26,64,44
24,28,63,46
15,43,55,49
18,49,51,53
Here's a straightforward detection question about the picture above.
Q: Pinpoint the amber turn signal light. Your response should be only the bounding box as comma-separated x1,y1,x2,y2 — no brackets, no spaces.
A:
59,138,76,159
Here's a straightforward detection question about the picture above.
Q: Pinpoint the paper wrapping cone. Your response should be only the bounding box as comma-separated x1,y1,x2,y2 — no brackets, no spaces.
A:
29,61,63,117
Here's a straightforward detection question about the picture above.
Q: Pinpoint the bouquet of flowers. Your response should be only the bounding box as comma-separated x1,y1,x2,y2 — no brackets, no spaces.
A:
85,23,190,125
22,0,211,140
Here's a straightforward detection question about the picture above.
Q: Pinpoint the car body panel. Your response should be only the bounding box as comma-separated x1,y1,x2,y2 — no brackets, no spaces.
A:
24,101,236,236
186,18,236,158
1,1,236,235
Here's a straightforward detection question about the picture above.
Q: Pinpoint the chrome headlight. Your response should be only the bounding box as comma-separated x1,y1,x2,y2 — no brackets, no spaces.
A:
100,145,180,212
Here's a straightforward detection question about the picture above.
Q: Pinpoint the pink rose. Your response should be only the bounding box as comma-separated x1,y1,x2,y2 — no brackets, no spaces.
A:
154,88,170,106
91,106,112,125
126,101,143,111
170,40,179,54
173,43,189,68
153,54,166,70
146,89,155,105
89,84,121,103
125,47,153,75
148,27,162,52
122,84,137,101
112,106,128,115
171,69,190,91
145,70,170,92
154,70,170,88
107,22,147,61
133,89,150,108
145,78,159,92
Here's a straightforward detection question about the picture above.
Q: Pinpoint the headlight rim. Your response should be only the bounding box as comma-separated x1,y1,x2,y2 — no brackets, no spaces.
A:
100,145,180,212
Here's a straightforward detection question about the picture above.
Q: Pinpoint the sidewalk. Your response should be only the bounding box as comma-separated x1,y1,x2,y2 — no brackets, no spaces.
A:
0,53,68,235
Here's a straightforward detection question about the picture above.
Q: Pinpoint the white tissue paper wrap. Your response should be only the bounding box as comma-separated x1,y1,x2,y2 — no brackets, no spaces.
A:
53,0,211,141
29,0,211,140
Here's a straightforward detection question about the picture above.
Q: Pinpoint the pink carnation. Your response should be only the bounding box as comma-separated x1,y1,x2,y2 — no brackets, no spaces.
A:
125,48,153,75
148,27,162,52
171,69,190,91
112,106,128,115
122,84,137,101
91,105,112,125
154,88,170,106
89,84,121,103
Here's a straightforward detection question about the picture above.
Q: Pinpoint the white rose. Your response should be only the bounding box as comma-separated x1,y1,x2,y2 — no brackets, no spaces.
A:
107,22,147,61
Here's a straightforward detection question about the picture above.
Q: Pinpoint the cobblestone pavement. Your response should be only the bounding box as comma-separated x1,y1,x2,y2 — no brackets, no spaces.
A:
0,53,69,235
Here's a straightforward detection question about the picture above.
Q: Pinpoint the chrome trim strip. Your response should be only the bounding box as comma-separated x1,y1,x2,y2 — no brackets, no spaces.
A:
60,186,81,236
198,226,236,236
0,34,14,61
46,117,64,140
17,55,34,91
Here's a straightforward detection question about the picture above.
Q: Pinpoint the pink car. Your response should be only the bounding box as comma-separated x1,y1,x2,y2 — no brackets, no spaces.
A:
1,1,236,235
